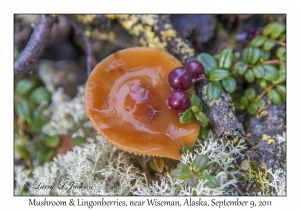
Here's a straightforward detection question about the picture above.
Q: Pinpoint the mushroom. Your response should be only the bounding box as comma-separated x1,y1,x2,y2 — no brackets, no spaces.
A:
85,47,200,160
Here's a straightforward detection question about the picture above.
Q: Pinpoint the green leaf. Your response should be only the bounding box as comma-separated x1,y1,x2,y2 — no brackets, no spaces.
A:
263,39,276,51
171,163,191,179
192,155,209,173
73,137,86,146
259,49,271,61
15,99,32,123
207,81,222,100
15,145,31,159
15,79,37,96
242,47,260,65
276,47,286,61
263,65,279,81
209,69,230,81
218,48,233,69
191,94,200,107
250,35,268,47
276,85,286,102
204,175,219,188
179,109,195,124
268,89,281,105
253,66,265,79
271,23,286,39
182,146,193,156
255,99,265,109
263,22,286,39
240,96,249,107
41,149,55,164
191,106,199,113
29,87,51,104
273,71,286,84
195,112,208,127
233,52,240,61
187,174,198,187
45,135,61,148
221,76,237,93
149,157,165,173
197,53,217,76
245,88,256,101
238,63,248,75
256,79,268,90
29,110,46,132
244,69,255,83
247,103,259,115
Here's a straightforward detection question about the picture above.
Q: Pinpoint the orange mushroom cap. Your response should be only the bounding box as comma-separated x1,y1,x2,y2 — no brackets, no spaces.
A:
85,47,200,160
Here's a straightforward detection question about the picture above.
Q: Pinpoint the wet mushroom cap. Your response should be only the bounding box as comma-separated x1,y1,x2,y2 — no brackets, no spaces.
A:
85,47,200,160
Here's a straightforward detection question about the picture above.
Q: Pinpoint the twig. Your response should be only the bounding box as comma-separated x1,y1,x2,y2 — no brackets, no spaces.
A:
67,17,93,77
254,83,276,103
14,15,55,81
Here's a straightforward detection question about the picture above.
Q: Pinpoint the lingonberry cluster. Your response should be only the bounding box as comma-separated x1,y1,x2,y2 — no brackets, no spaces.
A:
167,60,206,112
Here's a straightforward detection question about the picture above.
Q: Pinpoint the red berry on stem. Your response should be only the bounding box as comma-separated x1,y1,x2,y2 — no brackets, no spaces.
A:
168,67,192,90
185,60,205,79
167,91,190,112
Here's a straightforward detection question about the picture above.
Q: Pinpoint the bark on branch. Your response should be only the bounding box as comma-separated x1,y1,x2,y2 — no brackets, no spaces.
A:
14,15,55,81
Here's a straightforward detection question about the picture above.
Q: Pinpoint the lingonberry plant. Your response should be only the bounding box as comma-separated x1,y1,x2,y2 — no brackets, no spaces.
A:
167,60,209,126
196,21,286,116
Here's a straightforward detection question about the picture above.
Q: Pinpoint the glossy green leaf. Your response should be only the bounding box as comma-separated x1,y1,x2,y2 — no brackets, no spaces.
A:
256,79,268,90
221,76,237,93
268,89,282,105
263,65,279,81
263,39,276,51
253,66,264,79
29,110,46,132
179,109,195,124
149,157,165,173
275,85,286,102
207,81,222,100
263,22,286,39
255,99,265,109
195,112,208,127
197,53,217,76
242,47,260,65
244,69,255,83
171,163,191,179
238,63,248,75
250,35,268,47
209,69,230,81
218,48,233,69
15,99,32,123
187,174,198,187
192,155,209,173
274,71,286,84
276,47,286,61
191,94,200,107
204,175,219,188
279,62,286,73
41,149,55,164
29,87,51,104
245,88,256,101
191,106,200,113
247,103,259,115
240,96,249,107
73,137,86,146
15,79,37,96
233,52,240,61
15,145,31,159
259,49,271,61
182,146,193,155
45,135,61,148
